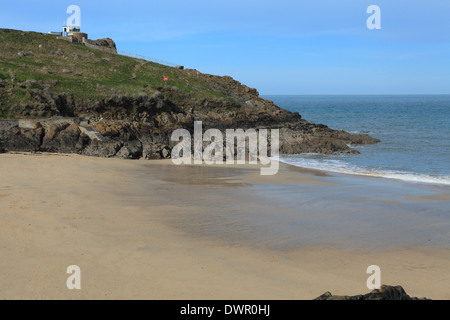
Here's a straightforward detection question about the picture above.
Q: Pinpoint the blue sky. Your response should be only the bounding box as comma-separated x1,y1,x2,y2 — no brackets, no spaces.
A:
1,0,450,94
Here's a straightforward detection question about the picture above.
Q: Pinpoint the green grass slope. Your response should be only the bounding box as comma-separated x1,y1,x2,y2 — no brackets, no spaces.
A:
0,29,245,119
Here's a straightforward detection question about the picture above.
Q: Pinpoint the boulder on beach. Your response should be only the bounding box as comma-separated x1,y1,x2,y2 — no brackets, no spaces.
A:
314,285,430,300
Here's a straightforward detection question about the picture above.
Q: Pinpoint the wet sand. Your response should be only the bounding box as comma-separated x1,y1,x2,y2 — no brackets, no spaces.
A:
0,153,449,299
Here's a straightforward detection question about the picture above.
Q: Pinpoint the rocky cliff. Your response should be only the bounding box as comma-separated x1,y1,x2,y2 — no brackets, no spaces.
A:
0,29,380,159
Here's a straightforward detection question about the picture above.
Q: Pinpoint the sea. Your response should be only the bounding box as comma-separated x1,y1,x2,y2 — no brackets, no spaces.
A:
263,95,450,186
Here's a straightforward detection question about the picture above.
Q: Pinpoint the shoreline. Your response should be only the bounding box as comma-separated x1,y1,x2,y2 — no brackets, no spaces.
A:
0,152,449,299
278,158,450,188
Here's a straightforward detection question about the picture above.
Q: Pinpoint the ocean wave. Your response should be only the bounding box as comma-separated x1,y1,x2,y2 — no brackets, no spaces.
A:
279,156,450,186
348,130,372,134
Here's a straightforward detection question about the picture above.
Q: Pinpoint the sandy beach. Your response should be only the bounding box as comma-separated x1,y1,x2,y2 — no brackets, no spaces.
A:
0,153,449,300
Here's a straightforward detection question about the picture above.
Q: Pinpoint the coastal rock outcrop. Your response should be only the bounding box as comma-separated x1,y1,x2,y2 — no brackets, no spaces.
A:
91,38,117,53
0,85,380,158
314,285,430,300
0,28,381,159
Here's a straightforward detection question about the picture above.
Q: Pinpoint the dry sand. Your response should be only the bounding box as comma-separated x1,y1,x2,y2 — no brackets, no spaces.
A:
0,153,449,299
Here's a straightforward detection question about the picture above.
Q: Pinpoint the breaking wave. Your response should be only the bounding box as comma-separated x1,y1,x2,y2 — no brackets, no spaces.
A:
280,156,450,186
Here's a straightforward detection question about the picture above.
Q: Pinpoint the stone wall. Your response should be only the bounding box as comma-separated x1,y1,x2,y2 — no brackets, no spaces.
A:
71,32,88,44
0,118,80,132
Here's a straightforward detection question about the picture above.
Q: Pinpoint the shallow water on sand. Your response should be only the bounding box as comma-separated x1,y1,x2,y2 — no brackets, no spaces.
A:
137,164,450,252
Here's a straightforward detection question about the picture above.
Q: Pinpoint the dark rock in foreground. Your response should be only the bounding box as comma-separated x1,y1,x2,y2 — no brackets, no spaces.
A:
314,285,430,300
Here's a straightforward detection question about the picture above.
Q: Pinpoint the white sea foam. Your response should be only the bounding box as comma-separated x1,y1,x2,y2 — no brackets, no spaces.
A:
279,156,450,186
